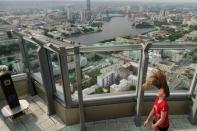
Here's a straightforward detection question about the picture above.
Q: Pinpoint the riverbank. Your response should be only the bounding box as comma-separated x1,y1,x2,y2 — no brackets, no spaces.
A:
68,16,154,45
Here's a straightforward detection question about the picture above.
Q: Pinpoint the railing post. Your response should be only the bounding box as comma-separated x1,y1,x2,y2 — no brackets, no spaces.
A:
135,43,151,126
136,49,143,97
19,37,36,95
59,47,72,105
189,97,197,124
189,71,197,97
38,47,55,115
188,70,197,124
74,46,86,131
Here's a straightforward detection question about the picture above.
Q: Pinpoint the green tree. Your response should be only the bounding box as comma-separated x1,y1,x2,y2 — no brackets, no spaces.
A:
129,85,136,91
95,87,104,94
115,74,121,85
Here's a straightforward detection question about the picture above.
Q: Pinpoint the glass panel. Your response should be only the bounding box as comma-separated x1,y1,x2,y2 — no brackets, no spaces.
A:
66,53,77,101
23,39,43,84
69,49,140,102
195,83,197,94
48,51,65,102
144,49,195,94
0,33,24,75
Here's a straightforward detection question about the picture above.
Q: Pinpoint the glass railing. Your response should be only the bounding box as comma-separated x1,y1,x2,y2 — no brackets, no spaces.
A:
23,37,43,85
69,49,141,102
145,49,195,94
0,32,24,75
63,43,197,105
48,50,65,102
18,34,197,106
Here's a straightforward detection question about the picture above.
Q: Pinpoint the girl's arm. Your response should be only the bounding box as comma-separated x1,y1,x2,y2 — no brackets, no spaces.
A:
152,111,167,127
144,108,154,127
146,108,154,121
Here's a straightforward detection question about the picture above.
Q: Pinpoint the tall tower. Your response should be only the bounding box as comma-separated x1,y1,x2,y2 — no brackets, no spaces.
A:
80,10,86,23
87,0,91,11
86,0,91,21
67,7,71,20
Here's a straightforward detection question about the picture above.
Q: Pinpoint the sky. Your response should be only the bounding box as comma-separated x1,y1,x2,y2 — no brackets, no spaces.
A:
0,0,197,2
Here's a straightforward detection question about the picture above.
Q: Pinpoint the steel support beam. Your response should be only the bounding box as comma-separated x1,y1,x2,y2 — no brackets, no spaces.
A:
18,37,36,95
14,33,36,95
135,43,151,126
189,94,197,124
38,47,55,115
136,49,143,98
74,46,86,131
188,70,197,124
69,42,197,53
189,71,197,97
59,47,72,106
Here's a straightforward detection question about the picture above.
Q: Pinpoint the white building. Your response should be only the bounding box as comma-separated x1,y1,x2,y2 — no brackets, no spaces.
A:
128,74,138,86
12,60,24,73
47,31,62,39
83,85,99,96
97,71,115,87
123,50,141,60
68,55,87,70
163,50,184,62
67,7,72,20
110,79,130,93
100,64,120,76
149,51,162,65
80,10,86,23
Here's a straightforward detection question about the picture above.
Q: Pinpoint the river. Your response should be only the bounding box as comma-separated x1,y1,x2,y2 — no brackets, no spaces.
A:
68,16,154,45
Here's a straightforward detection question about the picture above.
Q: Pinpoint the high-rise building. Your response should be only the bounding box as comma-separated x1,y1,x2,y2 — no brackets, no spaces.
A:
87,0,91,11
80,10,86,23
67,7,71,20
86,0,91,21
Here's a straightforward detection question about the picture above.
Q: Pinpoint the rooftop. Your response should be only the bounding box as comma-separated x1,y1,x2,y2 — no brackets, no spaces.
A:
0,95,196,131
1,31,197,131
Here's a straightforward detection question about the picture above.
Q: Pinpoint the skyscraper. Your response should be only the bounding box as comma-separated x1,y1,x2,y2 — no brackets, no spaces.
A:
80,10,86,23
67,7,71,20
87,0,91,11
86,0,91,21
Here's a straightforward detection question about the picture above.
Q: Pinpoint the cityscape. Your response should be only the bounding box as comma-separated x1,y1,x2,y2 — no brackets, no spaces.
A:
0,0,197,99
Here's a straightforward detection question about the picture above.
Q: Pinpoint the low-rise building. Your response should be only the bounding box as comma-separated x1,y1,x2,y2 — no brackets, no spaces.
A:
110,79,130,93
97,71,115,87
68,55,87,70
128,74,138,86
163,50,184,62
116,35,147,43
185,31,197,41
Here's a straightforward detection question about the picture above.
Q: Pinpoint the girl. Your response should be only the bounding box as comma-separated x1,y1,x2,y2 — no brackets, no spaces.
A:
144,69,170,131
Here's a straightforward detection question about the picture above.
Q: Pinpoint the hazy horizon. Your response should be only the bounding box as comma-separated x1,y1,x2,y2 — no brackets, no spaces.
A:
0,0,197,3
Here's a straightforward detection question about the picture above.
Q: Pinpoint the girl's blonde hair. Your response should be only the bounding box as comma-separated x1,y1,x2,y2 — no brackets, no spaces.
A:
144,68,170,97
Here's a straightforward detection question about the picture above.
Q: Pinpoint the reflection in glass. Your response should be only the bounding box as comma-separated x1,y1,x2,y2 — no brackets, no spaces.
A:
49,51,64,102
23,39,43,88
145,49,195,93
24,40,40,73
69,50,140,101
0,34,24,75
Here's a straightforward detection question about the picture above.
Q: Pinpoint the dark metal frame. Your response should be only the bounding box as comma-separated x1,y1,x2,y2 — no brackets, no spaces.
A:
74,46,86,131
38,47,55,115
135,43,151,126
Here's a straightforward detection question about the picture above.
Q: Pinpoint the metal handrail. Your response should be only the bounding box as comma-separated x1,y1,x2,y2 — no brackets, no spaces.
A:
65,42,197,53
